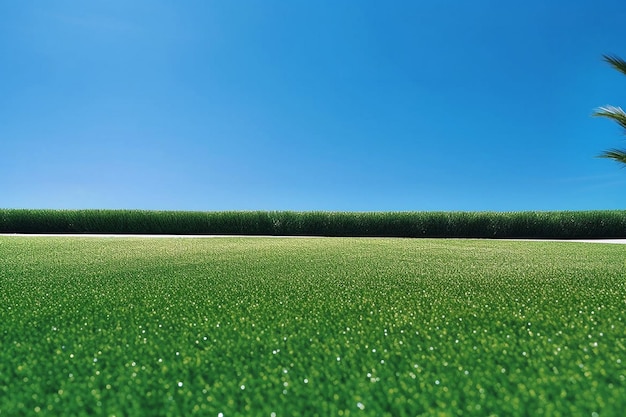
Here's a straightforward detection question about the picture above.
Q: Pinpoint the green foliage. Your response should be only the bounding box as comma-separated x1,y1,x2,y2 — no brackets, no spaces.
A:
1,237,625,415
1,209,625,238
594,54,626,165
603,54,626,77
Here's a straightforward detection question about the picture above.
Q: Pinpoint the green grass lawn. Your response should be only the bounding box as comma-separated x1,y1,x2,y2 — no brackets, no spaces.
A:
1,237,624,416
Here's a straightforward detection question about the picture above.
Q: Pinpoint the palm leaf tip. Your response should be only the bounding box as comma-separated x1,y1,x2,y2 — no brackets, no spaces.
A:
603,54,626,76
598,148,626,165
593,105,626,130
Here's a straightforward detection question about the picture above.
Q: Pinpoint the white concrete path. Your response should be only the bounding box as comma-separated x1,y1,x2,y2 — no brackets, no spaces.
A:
505,238,626,244
0,233,320,239
0,234,625,244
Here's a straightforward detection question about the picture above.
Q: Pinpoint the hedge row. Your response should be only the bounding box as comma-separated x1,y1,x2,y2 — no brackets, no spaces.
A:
1,209,625,238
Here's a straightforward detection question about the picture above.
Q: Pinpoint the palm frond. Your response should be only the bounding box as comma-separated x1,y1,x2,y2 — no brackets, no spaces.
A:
593,105,626,130
598,148,626,165
603,54,626,77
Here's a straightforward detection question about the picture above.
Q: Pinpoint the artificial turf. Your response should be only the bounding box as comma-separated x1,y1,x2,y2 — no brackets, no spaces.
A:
1,236,624,416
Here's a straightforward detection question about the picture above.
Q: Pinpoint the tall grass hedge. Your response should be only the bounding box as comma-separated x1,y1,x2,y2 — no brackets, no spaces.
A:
1,209,625,238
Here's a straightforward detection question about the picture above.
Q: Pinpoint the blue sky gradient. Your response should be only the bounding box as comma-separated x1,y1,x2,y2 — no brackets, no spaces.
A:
3,1,626,211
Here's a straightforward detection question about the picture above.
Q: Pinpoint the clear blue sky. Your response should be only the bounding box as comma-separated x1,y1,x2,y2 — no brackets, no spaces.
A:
2,1,626,212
